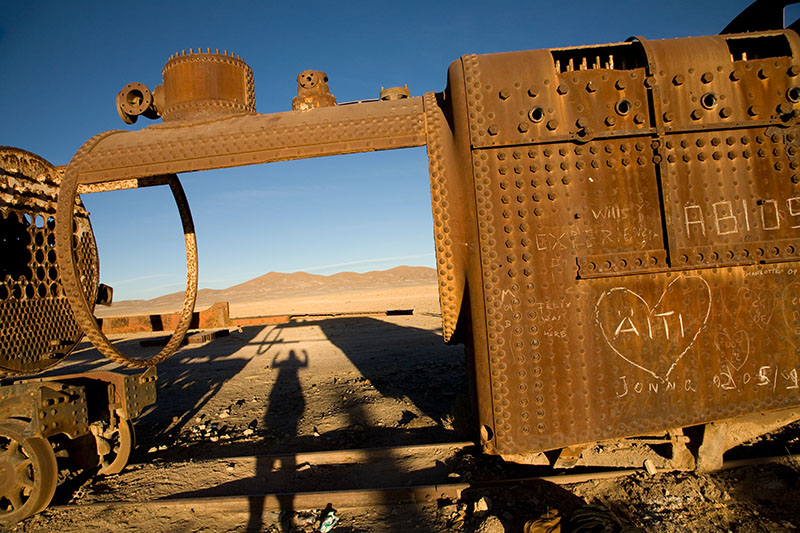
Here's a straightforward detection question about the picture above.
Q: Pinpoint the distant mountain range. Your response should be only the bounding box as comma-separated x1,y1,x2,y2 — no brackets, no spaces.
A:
97,266,437,316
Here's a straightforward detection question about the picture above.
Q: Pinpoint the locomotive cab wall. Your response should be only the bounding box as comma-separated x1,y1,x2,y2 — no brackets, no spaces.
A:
428,29,800,462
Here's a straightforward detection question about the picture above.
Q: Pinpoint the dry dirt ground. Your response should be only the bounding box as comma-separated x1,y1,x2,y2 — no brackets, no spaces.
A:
10,282,800,532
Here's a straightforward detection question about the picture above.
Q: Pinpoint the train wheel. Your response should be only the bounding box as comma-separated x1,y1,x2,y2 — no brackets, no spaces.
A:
97,419,135,475
0,419,57,524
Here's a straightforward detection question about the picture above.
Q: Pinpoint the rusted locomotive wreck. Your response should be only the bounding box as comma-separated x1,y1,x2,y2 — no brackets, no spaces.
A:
2,2,800,523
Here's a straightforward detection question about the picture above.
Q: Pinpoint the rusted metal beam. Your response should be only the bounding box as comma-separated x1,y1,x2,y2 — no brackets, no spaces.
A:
76,97,426,185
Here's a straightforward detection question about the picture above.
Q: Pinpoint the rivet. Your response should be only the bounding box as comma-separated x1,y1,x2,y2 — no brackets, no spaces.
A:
586,81,597,92
701,72,714,83
672,74,685,86
546,119,559,130
499,88,511,100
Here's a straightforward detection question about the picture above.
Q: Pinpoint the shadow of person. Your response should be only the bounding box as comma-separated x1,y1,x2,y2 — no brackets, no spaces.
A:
248,349,308,532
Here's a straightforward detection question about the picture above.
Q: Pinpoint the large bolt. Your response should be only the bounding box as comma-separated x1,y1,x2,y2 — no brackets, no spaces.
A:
546,119,559,131
778,102,794,115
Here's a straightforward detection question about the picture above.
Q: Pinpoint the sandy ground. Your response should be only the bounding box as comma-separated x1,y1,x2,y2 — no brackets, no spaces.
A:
11,283,800,532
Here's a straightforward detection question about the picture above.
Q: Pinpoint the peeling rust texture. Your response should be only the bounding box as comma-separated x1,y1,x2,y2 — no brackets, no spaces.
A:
0,147,99,376
77,97,426,184
434,29,800,458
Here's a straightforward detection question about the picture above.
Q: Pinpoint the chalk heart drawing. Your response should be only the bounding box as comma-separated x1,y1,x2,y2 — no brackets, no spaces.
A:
595,275,712,381
713,330,750,370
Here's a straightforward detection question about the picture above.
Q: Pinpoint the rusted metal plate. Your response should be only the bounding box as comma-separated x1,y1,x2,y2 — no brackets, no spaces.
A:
100,302,231,334
76,97,426,184
441,30,800,458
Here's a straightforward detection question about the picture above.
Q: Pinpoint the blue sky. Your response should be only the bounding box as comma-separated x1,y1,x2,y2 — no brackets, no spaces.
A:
0,1,768,300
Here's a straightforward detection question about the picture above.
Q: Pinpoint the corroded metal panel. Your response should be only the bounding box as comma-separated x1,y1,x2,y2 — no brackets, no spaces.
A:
444,30,800,457
78,97,426,184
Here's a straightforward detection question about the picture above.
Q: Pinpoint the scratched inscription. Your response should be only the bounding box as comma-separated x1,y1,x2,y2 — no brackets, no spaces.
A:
595,275,712,381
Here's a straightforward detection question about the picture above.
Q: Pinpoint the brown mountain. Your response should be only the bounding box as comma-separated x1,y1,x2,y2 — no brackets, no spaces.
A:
97,266,437,317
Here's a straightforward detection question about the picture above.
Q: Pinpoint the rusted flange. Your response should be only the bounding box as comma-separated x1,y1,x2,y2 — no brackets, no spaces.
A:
55,131,198,368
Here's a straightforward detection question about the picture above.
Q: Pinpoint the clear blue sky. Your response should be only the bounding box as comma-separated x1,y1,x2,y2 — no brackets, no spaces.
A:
0,0,768,300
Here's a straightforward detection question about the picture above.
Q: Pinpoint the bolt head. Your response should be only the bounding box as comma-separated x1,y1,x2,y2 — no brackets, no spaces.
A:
790,65,800,77
672,74,684,86
720,107,732,118
701,72,714,83
585,81,596,92
605,116,616,127
488,125,499,135
615,79,626,90
633,114,645,124
730,69,742,81
546,119,559,131
499,88,511,100
663,112,674,122
518,122,529,133
748,105,760,116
